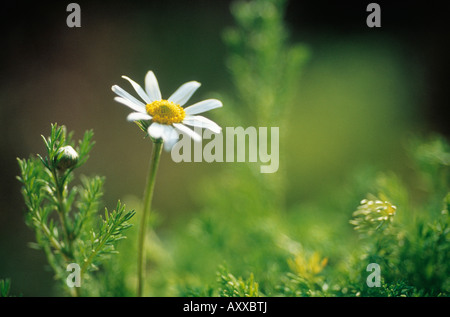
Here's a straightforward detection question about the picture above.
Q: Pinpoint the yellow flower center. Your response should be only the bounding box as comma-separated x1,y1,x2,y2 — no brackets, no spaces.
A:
146,100,185,124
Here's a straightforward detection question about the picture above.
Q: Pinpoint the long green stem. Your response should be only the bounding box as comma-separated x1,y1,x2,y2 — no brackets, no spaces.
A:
137,140,163,297
51,167,80,297
50,168,71,240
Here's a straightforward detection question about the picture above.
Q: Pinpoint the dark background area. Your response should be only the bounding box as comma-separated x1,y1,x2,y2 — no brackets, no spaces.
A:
1,0,448,296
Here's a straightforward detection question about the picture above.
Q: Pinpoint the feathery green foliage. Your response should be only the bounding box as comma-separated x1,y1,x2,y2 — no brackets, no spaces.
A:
217,267,260,297
223,0,309,126
16,124,135,296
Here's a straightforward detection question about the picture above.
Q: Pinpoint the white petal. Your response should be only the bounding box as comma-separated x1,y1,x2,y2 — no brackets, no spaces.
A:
114,97,147,113
159,124,174,142
164,131,180,151
148,123,179,150
184,99,222,115
173,123,202,142
127,112,152,122
161,126,179,150
112,85,146,109
168,81,201,106
122,75,151,104
147,122,165,139
182,115,221,134
145,71,162,102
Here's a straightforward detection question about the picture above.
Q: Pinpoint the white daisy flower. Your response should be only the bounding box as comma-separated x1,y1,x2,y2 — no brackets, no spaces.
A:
112,71,222,151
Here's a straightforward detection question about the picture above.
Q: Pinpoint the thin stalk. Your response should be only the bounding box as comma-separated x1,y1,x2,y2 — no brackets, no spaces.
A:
137,140,163,297
51,168,72,253
51,167,79,297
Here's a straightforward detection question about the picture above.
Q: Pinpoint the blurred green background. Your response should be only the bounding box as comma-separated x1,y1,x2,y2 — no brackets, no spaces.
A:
1,0,449,296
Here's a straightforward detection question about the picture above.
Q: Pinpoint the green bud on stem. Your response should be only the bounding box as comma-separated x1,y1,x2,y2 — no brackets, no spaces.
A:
54,145,79,171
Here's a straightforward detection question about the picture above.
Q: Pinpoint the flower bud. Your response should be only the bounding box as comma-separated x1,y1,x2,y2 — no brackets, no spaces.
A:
54,145,79,170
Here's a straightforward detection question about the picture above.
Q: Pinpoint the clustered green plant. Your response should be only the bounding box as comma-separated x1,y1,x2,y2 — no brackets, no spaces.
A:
16,124,135,296
346,136,450,297
223,0,310,127
146,135,448,298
